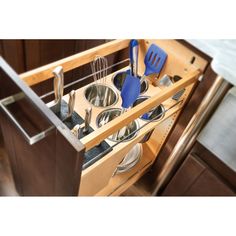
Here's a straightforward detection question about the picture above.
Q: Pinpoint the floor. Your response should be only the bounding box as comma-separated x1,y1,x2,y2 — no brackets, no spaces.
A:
121,172,153,196
121,184,151,196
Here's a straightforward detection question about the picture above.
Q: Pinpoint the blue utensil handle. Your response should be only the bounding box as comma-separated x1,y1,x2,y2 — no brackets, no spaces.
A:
141,113,150,119
129,39,139,77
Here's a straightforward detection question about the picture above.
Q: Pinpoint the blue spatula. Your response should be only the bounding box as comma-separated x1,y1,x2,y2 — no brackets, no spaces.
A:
121,39,141,109
113,40,141,140
140,44,167,84
113,74,141,140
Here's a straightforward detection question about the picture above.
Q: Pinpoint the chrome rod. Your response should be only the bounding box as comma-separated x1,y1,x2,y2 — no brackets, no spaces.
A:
0,100,55,145
40,58,130,100
0,92,25,106
152,76,231,195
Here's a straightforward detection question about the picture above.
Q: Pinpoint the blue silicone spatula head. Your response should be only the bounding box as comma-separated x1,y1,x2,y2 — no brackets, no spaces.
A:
144,44,167,76
121,74,141,109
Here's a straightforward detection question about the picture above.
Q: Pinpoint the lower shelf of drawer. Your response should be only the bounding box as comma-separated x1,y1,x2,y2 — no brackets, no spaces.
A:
95,143,155,196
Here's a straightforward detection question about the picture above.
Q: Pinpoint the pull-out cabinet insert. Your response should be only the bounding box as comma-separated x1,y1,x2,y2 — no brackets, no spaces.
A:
0,40,208,196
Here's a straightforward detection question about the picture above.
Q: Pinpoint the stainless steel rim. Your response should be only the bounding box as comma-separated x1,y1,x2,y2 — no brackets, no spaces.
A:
111,71,149,95
115,143,143,174
133,95,165,122
96,107,140,142
83,83,119,109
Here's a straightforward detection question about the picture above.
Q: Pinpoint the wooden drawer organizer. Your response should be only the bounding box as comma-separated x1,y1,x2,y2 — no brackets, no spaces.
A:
19,39,207,196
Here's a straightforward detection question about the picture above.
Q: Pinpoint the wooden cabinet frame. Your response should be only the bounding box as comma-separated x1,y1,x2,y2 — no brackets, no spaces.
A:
0,39,208,196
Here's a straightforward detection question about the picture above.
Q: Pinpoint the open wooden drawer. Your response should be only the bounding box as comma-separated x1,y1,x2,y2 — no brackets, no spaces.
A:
0,39,208,196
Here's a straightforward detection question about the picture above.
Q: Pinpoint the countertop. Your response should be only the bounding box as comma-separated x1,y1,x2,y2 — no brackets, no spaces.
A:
187,40,236,86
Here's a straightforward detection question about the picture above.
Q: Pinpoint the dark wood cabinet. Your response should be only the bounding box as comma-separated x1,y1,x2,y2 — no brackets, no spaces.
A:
0,40,107,146
0,56,85,196
0,40,107,98
0,40,106,73
162,149,235,196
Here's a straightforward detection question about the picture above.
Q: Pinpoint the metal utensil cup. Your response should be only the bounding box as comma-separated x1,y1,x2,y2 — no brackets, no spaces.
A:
132,96,165,143
84,84,118,108
96,108,140,142
112,71,149,95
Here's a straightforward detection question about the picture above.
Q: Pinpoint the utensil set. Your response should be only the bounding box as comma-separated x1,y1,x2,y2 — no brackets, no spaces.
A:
52,66,92,137
115,40,168,139
51,40,172,142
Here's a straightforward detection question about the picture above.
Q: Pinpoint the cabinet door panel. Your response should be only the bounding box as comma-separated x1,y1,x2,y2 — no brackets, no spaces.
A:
163,153,235,196
0,40,25,73
162,153,205,195
184,169,235,196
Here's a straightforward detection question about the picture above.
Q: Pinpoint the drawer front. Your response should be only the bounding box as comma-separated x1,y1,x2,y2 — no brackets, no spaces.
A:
0,57,85,196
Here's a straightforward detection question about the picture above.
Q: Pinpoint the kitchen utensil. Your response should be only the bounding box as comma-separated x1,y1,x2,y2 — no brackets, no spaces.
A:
157,74,173,89
129,39,139,77
90,58,100,106
71,124,82,139
157,74,185,100
171,75,185,100
118,39,140,119
67,90,76,119
131,96,165,121
52,66,64,113
112,70,149,94
96,108,139,142
139,129,155,143
90,55,109,106
99,110,110,126
143,105,165,120
116,74,141,139
83,107,92,134
84,84,118,108
132,96,165,143
121,74,141,109
139,104,165,144
140,44,167,84
101,56,109,107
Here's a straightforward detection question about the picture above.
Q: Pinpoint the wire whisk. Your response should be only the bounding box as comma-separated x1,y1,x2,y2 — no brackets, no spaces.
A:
90,55,109,106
